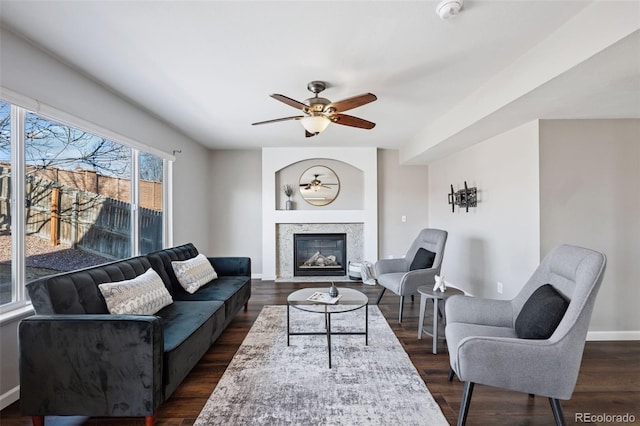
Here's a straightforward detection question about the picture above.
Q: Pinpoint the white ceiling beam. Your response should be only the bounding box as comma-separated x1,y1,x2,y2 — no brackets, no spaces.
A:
401,0,640,165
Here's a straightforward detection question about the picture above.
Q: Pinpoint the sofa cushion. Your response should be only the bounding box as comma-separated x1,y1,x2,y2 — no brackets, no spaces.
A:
98,268,173,315
155,300,225,398
515,284,569,339
410,248,436,271
171,254,218,294
146,243,200,296
26,256,153,315
172,276,251,325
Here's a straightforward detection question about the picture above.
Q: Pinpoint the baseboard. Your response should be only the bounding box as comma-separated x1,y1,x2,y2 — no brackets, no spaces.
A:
0,385,19,411
587,330,640,341
251,273,263,279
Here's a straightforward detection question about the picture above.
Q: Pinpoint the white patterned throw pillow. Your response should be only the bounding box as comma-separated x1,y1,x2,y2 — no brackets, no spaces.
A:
171,253,218,294
99,268,173,315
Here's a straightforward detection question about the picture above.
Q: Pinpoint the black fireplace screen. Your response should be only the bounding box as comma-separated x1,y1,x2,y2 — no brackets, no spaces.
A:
294,233,347,276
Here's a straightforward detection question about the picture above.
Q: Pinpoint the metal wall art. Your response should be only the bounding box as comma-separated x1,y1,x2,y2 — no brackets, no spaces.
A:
448,181,477,212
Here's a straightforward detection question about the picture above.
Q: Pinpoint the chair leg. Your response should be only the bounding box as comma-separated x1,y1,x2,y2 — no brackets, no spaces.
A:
457,381,474,426
375,287,386,304
549,398,566,426
31,416,44,426
411,294,414,302
398,296,404,323
448,367,455,381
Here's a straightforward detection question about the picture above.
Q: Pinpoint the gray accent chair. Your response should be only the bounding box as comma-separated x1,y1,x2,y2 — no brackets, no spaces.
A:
375,228,448,322
445,244,606,426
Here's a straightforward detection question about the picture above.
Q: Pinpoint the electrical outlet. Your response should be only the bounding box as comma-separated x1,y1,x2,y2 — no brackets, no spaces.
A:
497,282,503,294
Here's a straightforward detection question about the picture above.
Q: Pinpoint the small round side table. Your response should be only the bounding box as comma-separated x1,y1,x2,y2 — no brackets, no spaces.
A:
417,285,465,354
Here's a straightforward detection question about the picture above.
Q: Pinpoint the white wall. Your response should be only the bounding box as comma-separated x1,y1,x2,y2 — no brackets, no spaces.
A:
428,121,541,299
540,119,640,337
377,149,429,259
171,144,214,252
208,149,262,274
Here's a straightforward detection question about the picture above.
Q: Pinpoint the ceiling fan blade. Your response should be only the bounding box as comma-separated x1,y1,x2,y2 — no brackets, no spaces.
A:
327,93,377,113
271,94,308,110
252,116,304,126
330,113,376,129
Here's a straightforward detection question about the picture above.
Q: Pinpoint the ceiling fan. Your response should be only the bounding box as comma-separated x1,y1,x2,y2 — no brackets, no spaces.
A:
252,81,377,137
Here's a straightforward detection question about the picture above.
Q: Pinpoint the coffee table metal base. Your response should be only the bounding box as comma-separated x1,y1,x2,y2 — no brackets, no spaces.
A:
287,304,368,368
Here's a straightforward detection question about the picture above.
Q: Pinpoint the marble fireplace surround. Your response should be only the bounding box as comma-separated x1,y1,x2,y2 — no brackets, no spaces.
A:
277,223,364,279
262,147,378,280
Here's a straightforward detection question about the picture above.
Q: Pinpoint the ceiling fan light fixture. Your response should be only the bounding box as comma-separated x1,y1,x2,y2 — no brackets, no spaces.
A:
253,81,377,136
300,115,330,135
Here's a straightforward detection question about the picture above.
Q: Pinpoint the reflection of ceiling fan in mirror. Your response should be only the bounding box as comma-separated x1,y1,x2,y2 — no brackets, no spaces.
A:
252,81,377,137
301,174,337,191
299,165,340,206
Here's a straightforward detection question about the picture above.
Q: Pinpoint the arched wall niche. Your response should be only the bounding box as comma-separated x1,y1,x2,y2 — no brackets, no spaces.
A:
275,158,364,210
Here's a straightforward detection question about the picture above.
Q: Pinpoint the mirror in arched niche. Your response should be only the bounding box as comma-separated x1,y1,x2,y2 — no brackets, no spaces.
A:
276,159,364,210
299,165,340,206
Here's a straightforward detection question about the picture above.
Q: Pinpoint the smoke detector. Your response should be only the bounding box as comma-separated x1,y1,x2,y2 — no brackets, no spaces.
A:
436,0,463,20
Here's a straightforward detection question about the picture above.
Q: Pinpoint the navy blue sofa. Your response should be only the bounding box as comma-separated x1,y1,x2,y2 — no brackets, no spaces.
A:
19,243,251,426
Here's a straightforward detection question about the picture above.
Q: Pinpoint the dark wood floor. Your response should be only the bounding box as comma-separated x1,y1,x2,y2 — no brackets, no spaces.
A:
2,280,639,425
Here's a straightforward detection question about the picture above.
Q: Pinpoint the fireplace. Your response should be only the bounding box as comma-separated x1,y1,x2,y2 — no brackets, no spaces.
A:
294,233,347,276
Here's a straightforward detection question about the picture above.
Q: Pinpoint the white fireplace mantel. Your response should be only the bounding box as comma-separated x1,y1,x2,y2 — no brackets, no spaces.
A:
262,147,378,280
273,210,366,223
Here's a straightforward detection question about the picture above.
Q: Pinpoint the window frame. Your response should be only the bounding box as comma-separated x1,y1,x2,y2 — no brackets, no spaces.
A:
0,97,173,315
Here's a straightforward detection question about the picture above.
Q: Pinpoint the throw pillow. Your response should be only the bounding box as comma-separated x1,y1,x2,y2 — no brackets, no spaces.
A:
515,284,569,339
98,268,173,315
171,253,218,294
409,248,436,271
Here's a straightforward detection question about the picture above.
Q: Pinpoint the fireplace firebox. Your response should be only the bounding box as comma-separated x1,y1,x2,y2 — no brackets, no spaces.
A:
294,233,347,276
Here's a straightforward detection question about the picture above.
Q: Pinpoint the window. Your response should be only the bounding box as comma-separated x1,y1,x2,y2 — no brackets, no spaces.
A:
139,152,163,254
0,100,168,312
0,102,12,305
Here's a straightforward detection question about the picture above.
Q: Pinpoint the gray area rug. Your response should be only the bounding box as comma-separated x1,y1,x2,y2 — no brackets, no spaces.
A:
195,305,448,425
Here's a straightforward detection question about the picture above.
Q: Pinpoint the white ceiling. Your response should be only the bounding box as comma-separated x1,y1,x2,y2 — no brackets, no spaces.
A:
1,1,639,164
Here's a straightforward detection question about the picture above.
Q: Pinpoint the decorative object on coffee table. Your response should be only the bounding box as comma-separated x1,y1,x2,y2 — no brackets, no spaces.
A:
328,282,339,297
